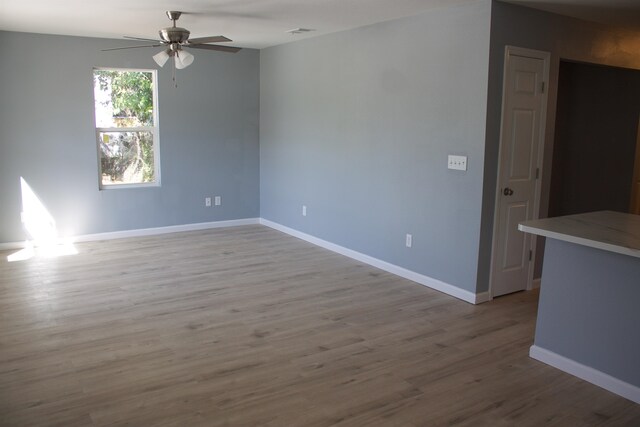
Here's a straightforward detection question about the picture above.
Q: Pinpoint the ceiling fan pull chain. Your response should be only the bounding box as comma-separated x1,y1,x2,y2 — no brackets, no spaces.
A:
172,55,178,88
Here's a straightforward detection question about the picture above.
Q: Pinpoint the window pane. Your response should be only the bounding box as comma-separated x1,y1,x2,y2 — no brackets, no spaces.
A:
99,131,155,185
93,70,154,128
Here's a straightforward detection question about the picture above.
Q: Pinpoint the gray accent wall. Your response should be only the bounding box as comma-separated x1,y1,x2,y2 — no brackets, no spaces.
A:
535,238,640,387
5,2,639,298
260,1,492,293
0,31,259,243
478,1,640,290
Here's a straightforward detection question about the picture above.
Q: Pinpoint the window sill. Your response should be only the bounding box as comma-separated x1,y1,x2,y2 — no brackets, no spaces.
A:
100,182,160,190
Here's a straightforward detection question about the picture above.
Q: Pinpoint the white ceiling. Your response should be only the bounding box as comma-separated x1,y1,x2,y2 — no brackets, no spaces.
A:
0,0,638,50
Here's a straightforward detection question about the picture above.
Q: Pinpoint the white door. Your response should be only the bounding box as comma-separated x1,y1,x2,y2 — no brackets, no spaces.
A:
491,48,549,297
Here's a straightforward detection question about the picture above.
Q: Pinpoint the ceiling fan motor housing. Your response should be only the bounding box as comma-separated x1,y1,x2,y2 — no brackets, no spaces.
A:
103,9,239,71
159,27,190,43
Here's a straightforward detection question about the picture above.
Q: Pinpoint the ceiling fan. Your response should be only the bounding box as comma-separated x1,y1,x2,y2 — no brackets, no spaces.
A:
104,11,241,71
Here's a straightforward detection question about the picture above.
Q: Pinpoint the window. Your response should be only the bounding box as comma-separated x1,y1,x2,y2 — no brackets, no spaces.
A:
93,68,159,188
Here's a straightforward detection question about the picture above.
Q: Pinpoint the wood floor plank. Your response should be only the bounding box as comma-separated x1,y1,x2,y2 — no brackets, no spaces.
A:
1,225,638,426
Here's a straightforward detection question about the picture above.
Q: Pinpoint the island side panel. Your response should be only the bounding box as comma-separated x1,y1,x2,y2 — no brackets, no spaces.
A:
534,238,640,387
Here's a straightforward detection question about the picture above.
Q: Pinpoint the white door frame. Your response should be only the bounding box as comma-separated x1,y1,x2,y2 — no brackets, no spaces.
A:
489,45,551,298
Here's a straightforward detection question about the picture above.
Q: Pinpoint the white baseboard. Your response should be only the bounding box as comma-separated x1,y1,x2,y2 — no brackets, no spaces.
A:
474,291,492,304
530,345,640,404
0,241,26,251
0,218,260,251
259,219,484,304
3,217,488,305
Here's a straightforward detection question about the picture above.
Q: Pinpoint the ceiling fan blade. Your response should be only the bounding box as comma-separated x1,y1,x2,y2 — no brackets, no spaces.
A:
124,36,164,43
187,36,232,44
102,44,163,52
188,44,242,53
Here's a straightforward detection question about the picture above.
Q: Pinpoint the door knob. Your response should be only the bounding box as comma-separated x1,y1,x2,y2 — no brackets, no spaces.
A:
503,187,514,196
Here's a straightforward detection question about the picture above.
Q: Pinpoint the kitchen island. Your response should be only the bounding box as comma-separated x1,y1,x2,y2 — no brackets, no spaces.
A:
519,211,640,404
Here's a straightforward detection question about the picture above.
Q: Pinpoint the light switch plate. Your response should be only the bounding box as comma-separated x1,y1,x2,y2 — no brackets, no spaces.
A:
448,155,467,171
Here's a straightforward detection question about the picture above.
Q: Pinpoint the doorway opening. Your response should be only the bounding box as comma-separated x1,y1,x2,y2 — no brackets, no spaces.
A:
549,60,640,219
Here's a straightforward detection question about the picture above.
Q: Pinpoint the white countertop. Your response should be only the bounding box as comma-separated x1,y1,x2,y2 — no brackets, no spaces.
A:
519,211,640,259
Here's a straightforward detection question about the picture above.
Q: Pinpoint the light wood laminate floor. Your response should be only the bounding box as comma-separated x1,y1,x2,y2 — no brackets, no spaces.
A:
1,225,638,426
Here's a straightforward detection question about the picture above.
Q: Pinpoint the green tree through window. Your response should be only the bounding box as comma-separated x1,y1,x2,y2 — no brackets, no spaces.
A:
93,69,159,187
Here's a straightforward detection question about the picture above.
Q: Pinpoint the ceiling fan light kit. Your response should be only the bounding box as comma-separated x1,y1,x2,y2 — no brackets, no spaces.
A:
174,49,194,70
152,49,170,67
152,45,194,70
104,10,240,86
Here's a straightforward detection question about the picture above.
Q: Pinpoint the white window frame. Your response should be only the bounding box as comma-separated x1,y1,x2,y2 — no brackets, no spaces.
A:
93,67,161,190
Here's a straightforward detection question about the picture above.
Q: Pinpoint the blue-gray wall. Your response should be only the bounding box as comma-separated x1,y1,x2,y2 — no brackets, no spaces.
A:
260,1,492,293
535,238,640,387
478,1,640,290
0,31,259,243
5,2,639,297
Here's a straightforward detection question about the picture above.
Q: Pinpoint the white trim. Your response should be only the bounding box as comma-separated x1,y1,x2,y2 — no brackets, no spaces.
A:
489,46,551,297
260,219,485,304
3,217,489,304
73,218,258,242
98,127,155,133
474,291,492,304
100,182,161,190
530,345,640,404
0,240,29,251
530,278,541,289
93,66,157,74
0,218,259,250
93,68,161,189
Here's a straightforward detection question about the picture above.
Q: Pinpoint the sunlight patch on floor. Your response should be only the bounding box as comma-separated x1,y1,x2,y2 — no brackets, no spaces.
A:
7,240,78,262
6,177,78,262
